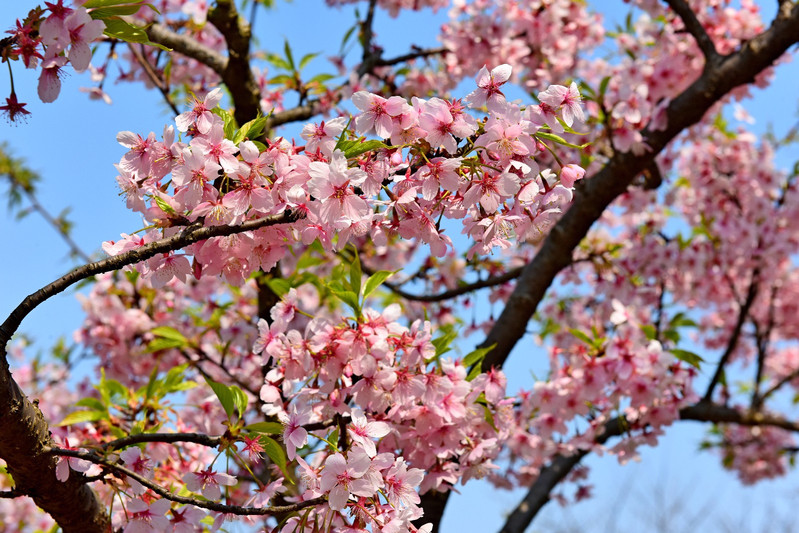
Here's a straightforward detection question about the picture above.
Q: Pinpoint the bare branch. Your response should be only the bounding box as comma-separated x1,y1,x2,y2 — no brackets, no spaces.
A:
100,432,223,451
46,447,326,516
385,266,524,303
375,46,449,68
703,273,759,402
126,43,181,116
664,0,720,62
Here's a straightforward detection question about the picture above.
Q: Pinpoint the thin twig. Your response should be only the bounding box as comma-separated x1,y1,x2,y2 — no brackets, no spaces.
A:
703,272,759,402
126,43,180,116
0,211,301,348
45,447,326,516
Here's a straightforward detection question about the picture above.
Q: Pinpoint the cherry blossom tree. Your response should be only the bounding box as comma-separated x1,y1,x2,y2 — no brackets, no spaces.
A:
2,0,799,532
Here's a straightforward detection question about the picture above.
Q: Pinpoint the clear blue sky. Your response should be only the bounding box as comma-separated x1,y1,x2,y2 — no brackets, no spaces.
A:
2,1,799,532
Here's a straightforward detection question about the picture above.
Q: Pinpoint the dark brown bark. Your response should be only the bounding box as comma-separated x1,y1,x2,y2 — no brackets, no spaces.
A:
0,357,110,532
422,2,799,530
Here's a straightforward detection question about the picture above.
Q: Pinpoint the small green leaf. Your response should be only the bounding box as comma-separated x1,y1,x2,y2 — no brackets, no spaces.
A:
640,324,657,340
363,270,395,299
102,18,169,51
75,397,107,412
230,386,248,420
328,287,360,314
261,435,292,480
152,195,176,215
431,330,458,358
671,348,704,369
569,328,594,347
245,421,283,435
462,344,495,369
535,131,590,150
267,278,291,297
205,378,235,420
233,115,267,144
58,409,107,426
298,52,319,71
151,326,188,344
337,139,389,158
349,249,362,299
283,39,296,71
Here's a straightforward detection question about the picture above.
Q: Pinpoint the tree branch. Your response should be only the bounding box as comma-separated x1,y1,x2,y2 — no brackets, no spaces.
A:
478,3,799,373
499,400,799,533
144,23,227,76
0,211,299,349
385,266,524,303
46,447,326,516
100,432,223,451
703,273,759,402
208,0,261,127
664,0,720,63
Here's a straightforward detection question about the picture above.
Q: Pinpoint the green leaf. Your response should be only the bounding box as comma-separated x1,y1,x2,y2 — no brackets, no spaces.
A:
233,115,267,144
205,378,235,420
569,328,594,347
349,249,362,299
261,436,292,480
307,73,335,85
84,0,139,7
328,287,360,314
89,4,146,18
212,108,237,140
265,53,291,71
462,344,495,369
431,329,458,358
102,18,169,51
145,337,185,353
336,139,389,158
298,52,319,71
283,39,296,71
58,409,107,426
640,324,657,340
146,325,189,353
535,131,590,150
75,397,107,412
267,278,291,297
230,386,248,420
151,326,188,344
245,421,283,435
363,270,395,299
670,348,705,369
151,195,176,215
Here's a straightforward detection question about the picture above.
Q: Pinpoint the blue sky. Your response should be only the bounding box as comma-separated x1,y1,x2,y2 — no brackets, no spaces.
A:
2,1,799,531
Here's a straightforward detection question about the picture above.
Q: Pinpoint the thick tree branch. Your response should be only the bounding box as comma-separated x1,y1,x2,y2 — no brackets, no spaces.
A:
144,23,227,75
46,447,326,516
208,0,261,127
478,3,799,373
499,401,799,533
664,0,720,62
0,212,297,531
0,358,109,532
